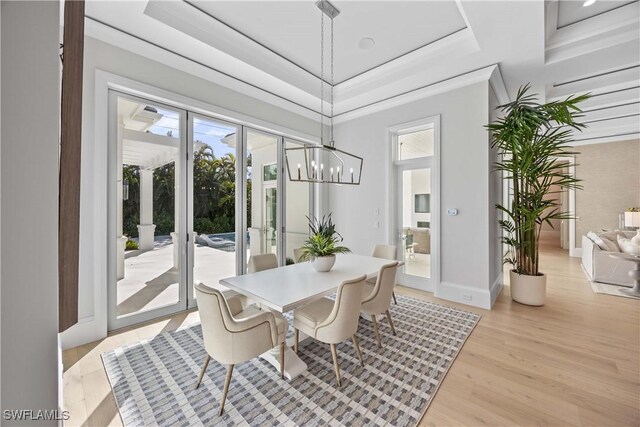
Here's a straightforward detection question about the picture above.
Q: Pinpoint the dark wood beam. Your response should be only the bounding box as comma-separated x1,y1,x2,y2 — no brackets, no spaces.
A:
59,0,85,332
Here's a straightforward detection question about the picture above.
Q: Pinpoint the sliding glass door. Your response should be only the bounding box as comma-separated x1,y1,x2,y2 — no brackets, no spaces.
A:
108,91,188,330
187,114,241,307
108,91,314,329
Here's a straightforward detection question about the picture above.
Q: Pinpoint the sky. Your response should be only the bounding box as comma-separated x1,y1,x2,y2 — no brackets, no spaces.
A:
147,108,236,158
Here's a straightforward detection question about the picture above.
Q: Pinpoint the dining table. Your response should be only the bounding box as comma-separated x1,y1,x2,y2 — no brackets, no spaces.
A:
219,253,395,379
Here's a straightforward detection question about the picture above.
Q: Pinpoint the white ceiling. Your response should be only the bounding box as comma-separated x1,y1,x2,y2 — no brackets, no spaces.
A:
83,0,640,143
189,1,467,83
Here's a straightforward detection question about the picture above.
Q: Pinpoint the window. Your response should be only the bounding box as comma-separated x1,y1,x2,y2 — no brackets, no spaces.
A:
398,128,434,160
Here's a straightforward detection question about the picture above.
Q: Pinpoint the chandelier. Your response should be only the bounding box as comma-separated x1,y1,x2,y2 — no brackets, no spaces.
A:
285,0,363,185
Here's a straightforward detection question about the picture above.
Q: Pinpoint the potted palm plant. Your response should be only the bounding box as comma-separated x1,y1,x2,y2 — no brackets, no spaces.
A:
487,85,588,306
300,213,350,272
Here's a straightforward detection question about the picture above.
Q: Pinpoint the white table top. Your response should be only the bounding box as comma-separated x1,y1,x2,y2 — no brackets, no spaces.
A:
219,253,395,312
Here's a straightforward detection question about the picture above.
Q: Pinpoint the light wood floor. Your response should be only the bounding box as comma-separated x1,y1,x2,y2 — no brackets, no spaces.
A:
62,247,640,426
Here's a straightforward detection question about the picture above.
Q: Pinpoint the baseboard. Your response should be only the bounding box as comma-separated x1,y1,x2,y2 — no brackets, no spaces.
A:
435,281,492,310
489,274,504,307
59,315,107,350
570,247,582,258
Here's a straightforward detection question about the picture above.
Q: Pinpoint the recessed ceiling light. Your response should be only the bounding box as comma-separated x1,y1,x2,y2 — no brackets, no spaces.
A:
583,0,596,7
358,37,375,50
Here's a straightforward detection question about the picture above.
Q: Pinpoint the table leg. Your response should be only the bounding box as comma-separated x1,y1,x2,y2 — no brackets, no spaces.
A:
259,331,312,380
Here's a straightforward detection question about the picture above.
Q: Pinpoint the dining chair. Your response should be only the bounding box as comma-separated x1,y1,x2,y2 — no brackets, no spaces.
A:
369,244,399,305
292,275,366,387
292,247,305,263
361,261,400,349
194,282,287,415
248,253,278,273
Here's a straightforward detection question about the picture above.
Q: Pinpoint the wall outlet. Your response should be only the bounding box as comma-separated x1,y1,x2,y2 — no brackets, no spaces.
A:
373,208,379,216
373,221,379,229
462,293,472,301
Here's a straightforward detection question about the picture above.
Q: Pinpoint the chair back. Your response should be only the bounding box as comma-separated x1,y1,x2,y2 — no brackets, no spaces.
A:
371,244,397,260
315,275,366,344
195,283,273,365
248,253,278,273
362,262,399,314
293,247,305,263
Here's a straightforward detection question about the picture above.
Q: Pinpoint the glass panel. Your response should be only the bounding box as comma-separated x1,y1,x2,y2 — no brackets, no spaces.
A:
116,96,182,318
191,116,239,298
398,128,434,160
263,164,278,181
285,140,311,264
401,168,431,278
247,130,280,270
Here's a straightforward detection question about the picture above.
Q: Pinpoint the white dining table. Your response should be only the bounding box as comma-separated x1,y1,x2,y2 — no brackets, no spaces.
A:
218,253,395,379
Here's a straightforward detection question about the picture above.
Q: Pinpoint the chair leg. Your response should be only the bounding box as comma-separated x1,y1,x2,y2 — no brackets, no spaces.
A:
330,343,341,387
392,291,398,305
385,309,397,336
279,342,285,379
219,364,234,416
294,328,299,354
195,354,211,389
371,315,382,349
352,335,364,367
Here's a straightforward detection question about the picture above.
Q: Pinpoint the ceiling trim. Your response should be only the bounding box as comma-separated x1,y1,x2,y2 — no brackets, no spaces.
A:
84,15,330,123
181,0,467,86
545,1,639,64
181,0,331,86
333,64,500,124
334,27,467,86
556,0,637,30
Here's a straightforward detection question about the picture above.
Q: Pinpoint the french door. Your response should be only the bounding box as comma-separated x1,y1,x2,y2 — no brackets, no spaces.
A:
108,91,313,330
391,119,439,293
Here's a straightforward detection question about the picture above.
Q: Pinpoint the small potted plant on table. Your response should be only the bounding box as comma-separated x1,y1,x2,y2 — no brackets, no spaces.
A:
300,214,350,272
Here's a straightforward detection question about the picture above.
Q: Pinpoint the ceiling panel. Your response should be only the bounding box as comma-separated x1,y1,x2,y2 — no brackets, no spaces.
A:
556,0,636,28
188,0,466,83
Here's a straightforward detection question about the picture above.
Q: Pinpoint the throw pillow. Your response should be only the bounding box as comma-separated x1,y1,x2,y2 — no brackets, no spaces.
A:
587,231,609,251
599,230,629,252
617,235,640,256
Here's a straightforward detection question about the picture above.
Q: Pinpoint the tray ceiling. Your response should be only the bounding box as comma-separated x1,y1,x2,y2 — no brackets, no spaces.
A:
187,0,467,83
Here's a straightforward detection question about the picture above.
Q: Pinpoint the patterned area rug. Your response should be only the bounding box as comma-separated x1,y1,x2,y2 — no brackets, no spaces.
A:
590,281,639,300
102,295,480,426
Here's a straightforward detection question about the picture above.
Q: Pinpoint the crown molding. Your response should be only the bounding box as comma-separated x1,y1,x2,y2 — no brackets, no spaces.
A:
84,16,328,123
545,1,639,64
333,64,501,124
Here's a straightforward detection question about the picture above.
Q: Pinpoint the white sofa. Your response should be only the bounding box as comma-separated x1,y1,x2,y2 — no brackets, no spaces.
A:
582,231,636,287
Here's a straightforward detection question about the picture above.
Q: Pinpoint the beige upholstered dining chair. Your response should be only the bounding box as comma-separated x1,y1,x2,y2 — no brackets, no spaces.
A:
361,261,399,349
292,275,366,387
369,244,398,305
292,247,305,264
194,282,287,415
248,253,278,273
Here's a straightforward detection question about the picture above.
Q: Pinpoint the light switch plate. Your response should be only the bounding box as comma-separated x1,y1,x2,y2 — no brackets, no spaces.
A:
374,208,379,216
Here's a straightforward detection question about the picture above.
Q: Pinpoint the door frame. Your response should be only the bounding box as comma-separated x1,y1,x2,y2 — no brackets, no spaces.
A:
388,115,441,293
107,90,189,331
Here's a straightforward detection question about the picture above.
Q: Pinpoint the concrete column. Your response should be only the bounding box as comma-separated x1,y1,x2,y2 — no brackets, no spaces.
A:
137,169,156,251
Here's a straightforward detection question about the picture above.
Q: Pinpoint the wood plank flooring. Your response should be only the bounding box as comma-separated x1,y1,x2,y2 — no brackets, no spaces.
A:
62,247,639,426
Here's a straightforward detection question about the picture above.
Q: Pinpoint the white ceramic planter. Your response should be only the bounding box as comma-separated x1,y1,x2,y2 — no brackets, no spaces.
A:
311,255,336,272
510,270,547,306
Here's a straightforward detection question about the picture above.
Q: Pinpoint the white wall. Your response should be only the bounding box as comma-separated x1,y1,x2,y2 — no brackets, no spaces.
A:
329,81,501,309
61,35,321,348
1,1,60,423
488,87,503,304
